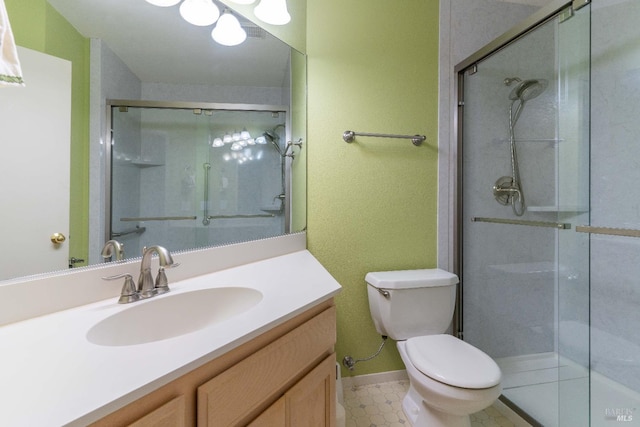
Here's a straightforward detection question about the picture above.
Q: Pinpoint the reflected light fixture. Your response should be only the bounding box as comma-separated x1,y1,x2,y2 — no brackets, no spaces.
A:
179,0,221,26
254,0,291,25
145,0,181,6
226,0,256,4
211,9,247,46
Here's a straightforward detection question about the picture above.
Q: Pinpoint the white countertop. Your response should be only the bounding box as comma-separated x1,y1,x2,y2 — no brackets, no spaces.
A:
0,250,341,426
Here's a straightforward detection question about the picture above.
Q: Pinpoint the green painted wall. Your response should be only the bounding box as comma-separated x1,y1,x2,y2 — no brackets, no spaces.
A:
5,0,90,266
306,0,440,376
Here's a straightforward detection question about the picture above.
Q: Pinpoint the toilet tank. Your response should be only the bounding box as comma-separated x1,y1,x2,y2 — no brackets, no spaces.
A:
366,269,459,341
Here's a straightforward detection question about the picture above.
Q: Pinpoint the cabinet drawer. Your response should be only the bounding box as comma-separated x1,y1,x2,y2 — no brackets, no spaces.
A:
198,306,336,426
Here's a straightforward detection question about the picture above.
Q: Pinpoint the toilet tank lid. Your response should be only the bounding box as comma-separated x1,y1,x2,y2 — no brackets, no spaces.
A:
365,269,459,289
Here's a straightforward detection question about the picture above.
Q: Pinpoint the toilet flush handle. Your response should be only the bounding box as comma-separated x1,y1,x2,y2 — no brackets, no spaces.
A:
377,288,390,299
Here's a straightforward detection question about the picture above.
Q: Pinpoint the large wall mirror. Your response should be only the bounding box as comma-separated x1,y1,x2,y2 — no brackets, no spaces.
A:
0,0,306,283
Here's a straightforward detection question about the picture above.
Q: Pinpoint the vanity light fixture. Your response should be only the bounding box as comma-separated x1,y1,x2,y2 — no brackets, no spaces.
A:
145,0,181,6
254,0,291,25
179,0,221,26
211,9,247,46
145,0,248,46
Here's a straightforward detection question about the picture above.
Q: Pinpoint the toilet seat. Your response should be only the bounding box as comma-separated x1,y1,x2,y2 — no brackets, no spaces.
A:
405,334,501,389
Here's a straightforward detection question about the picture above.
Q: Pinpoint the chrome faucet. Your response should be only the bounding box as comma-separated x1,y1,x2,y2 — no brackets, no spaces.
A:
101,240,125,261
138,246,178,299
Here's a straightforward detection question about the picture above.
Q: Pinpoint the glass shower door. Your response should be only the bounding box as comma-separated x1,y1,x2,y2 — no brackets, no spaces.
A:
459,5,590,426
588,1,640,424
109,103,288,258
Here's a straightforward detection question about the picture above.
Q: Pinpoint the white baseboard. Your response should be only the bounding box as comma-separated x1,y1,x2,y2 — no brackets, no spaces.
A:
341,370,409,389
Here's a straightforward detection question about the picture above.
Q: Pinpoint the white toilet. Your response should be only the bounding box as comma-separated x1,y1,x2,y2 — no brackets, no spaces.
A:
366,269,502,427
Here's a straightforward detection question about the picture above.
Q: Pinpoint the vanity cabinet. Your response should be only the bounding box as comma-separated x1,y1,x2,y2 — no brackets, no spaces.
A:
90,300,336,427
203,353,336,427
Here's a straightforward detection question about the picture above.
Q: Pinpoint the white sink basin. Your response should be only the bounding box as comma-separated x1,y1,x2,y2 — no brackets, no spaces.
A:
87,287,263,346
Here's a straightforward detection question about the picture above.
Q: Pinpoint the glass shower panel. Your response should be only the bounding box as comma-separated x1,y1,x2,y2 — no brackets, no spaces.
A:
110,105,287,258
556,5,590,427
589,1,640,424
460,7,590,426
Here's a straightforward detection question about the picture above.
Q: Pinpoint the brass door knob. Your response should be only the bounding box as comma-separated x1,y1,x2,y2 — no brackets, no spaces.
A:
51,233,66,244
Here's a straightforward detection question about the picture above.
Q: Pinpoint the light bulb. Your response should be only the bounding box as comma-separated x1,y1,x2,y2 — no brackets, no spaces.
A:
254,0,290,25
240,129,251,140
212,138,224,147
145,0,181,7
223,133,233,143
255,136,267,144
232,131,241,141
231,142,243,151
212,10,247,46
179,0,220,26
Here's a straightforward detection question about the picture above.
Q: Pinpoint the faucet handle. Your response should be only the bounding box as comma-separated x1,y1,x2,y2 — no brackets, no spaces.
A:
154,263,179,295
155,267,170,295
102,273,140,304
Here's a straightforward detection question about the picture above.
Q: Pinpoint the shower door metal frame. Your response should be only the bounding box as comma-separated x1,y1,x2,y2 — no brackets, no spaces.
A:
104,99,292,246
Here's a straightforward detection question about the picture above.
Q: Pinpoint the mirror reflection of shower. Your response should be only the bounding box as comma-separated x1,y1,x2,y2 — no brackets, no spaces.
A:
108,103,294,258
493,77,548,216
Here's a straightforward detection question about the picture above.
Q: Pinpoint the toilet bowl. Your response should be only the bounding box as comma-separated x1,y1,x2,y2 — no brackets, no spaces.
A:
365,269,503,427
398,336,502,427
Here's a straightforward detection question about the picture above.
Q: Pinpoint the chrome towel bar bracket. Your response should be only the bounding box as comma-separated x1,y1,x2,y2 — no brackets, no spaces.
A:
343,130,426,146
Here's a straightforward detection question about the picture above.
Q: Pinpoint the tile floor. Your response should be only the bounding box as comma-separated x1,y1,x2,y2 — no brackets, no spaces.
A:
343,380,517,427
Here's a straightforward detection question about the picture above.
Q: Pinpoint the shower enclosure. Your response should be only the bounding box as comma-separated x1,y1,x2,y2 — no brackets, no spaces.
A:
457,1,640,426
107,101,293,257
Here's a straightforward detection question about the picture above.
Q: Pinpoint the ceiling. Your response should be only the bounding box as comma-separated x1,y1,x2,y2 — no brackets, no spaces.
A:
46,0,291,87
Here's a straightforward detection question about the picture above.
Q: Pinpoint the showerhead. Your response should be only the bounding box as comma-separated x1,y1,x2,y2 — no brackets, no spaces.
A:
262,130,279,142
256,130,285,155
508,79,548,101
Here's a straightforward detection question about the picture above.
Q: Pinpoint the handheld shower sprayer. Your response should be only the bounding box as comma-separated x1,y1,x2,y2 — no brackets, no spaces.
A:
493,77,548,216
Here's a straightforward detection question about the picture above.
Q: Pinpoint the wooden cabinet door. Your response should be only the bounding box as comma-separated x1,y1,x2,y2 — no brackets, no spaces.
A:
128,395,187,427
197,307,335,426
285,354,336,427
247,397,286,427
